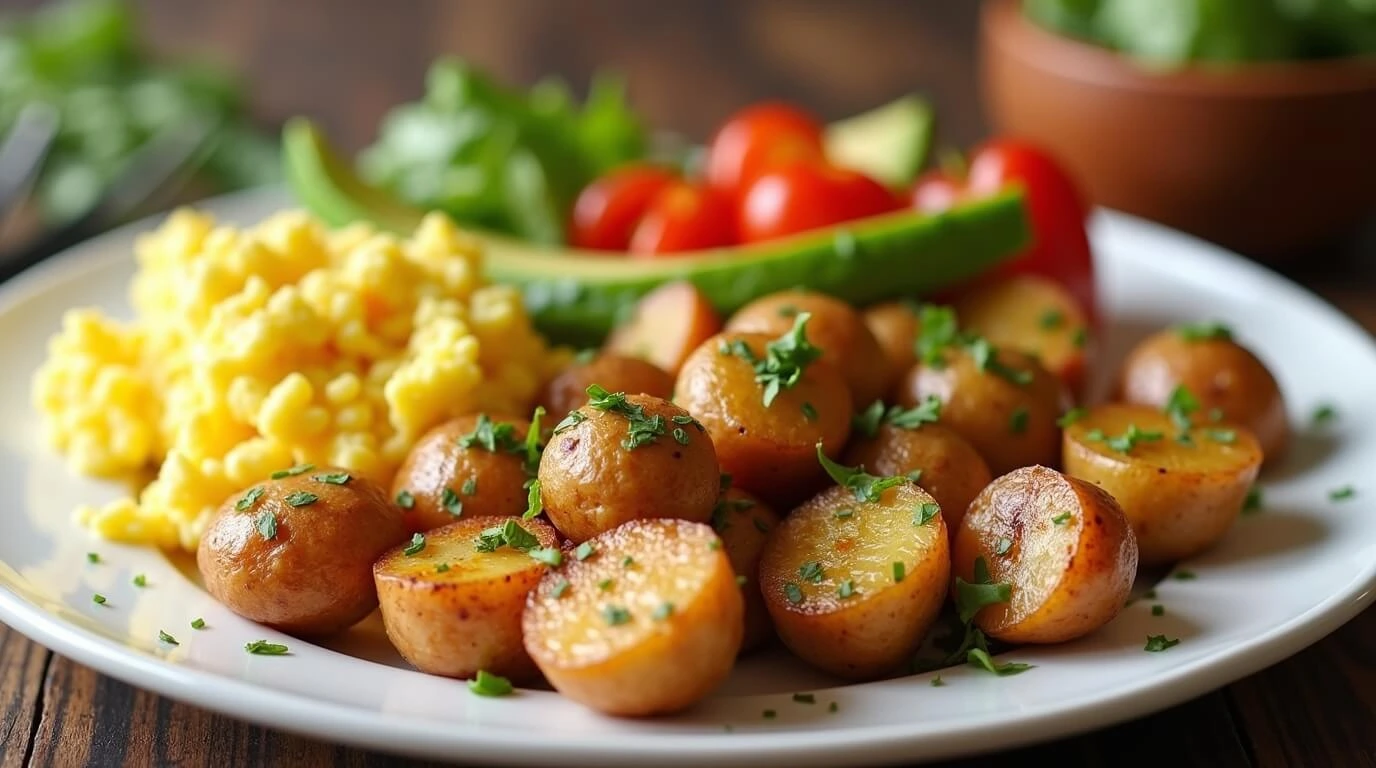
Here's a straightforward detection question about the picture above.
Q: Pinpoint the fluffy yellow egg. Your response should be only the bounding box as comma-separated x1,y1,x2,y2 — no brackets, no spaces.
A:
32,209,565,551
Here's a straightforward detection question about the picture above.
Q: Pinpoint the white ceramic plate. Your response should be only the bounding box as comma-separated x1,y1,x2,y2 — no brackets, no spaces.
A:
2,188,1373,767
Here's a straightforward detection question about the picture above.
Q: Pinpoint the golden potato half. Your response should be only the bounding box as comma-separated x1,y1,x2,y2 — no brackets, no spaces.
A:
759,483,950,680
1062,403,1262,565
953,465,1137,644
862,300,921,377
710,487,782,653
374,516,560,682
522,519,743,716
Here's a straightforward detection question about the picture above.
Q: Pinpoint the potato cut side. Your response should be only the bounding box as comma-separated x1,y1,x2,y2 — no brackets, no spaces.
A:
373,516,559,682
522,519,743,716
952,274,1092,399
953,466,1137,644
711,487,782,653
1062,403,1261,565
759,484,950,680
604,281,722,376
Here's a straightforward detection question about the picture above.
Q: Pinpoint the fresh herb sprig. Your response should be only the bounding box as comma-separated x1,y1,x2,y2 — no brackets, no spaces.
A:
721,313,824,407
816,444,910,502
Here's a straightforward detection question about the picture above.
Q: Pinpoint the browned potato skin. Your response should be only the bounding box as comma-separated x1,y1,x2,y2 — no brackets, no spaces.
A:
726,290,893,408
894,347,1067,475
843,423,992,535
953,465,1137,644
539,394,719,543
198,467,406,636
1062,404,1263,565
373,516,559,682
391,414,530,534
522,519,743,716
711,487,781,653
1116,330,1289,462
538,354,674,420
759,484,950,680
863,300,920,376
674,332,852,509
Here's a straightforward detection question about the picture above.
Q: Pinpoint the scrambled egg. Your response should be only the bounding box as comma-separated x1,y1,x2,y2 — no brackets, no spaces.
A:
32,208,564,551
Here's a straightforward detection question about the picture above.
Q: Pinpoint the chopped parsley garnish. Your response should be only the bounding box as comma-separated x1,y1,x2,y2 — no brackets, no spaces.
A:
735,574,748,586
800,402,818,422
1056,408,1087,428
403,533,426,556
1052,512,1073,526
92,593,107,605
1243,486,1263,515
792,692,816,704
967,648,1033,676
1144,588,1158,599
132,574,147,588
255,510,278,540
191,618,206,629
236,486,265,511
1144,634,1180,652
523,406,546,473
529,548,562,566
597,578,614,591
468,670,514,697
1039,309,1065,330
461,477,478,496
585,384,670,450
733,313,824,407
553,410,586,434
436,563,451,573
574,541,596,561
852,400,886,437
270,464,314,479
552,579,570,598
1071,327,1087,348
458,414,522,453
994,537,1013,556
914,503,940,526
798,561,825,583
1151,604,1165,617
475,520,540,554
244,640,289,655
395,490,414,509
1164,385,1200,430
1205,428,1236,444
892,562,906,582
783,583,804,605
817,444,908,502
931,675,945,687
968,337,1033,386
652,602,675,621
158,630,179,646
313,472,351,485
915,304,960,366
884,396,943,431
837,579,857,599
602,605,632,626
1091,424,1164,453
1177,321,1233,342
1008,407,1029,435
1330,485,1356,502
1312,403,1338,426
953,557,1011,623
1173,569,1197,580
524,479,542,519
86,552,100,564
283,491,318,507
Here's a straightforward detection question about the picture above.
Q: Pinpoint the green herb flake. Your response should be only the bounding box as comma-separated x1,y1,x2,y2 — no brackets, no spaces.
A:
529,548,562,567
892,562,906,582
752,313,824,407
458,413,522,453
798,561,825,583
1330,485,1356,502
828,701,839,713
915,304,961,367
817,444,908,503
523,479,543,519
403,532,426,556
1205,428,1237,444
1056,408,1087,428
461,477,478,496
602,605,632,626
1151,604,1165,617
575,541,596,561
652,602,675,621
523,406,546,473
1243,486,1263,515
395,490,414,509
886,396,943,430
313,472,351,485
597,578,614,591
132,574,147,588
244,640,289,655
931,675,945,687
585,384,669,450
1071,328,1088,348
671,427,689,445
92,593,107,605
914,503,940,526
190,618,207,630
1312,403,1338,426
552,579,571,598
86,552,101,564
1102,424,1165,454
784,583,804,605
468,669,514,697
837,579,857,599
792,692,815,704
1039,309,1065,330
1144,634,1180,652
1052,511,1073,526
800,402,818,422
1008,407,1029,435
1173,569,1197,581
1164,385,1200,431
235,486,266,511
283,491,318,508
1176,321,1234,342
953,557,1012,623
436,563,451,573
852,400,886,438
1144,588,1158,599
158,630,179,646
967,648,1033,676
553,410,586,435
270,464,314,479
968,337,1033,386
255,510,278,540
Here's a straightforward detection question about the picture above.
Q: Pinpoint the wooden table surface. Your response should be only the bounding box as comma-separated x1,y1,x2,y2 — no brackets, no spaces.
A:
2,0,1375,765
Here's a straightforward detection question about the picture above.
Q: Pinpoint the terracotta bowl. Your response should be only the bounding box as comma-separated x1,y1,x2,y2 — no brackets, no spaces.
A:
980,0,1376,260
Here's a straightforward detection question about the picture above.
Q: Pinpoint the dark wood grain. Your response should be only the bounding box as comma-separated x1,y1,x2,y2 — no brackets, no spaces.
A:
0,624,47,768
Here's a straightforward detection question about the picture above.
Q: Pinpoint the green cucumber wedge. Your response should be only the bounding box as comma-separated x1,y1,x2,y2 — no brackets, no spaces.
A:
823,94,934,187
283,118,1029,346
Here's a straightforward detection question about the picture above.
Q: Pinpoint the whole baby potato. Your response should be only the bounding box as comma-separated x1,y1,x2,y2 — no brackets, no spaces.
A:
538,393,719,543
199,465,407,636
843,419,992,535
538,353,674,420
391,413,532,534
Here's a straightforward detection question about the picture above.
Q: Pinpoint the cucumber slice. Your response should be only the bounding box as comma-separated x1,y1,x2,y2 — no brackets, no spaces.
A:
823,94,934,187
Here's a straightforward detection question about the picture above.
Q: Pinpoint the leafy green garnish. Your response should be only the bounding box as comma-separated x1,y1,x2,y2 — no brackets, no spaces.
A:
1177,321,1233,342
953,556,1012,624
915,304,961,366
783,583,804,605
1330,485,1356,502
283,491,318,507
403,533,426,556
236,486,265,511
892,562,906,582
158,630,179,646
1164,385,1200,430
1008,407,1029,435
886,396,943,430
92,593,107,605
553,410,586,434
1039,309,1065,330
967,648,1033,676
914,503,940,526
574,541,595,561
1144,635,1180,652
395,490,414,509
968,337,1033,386
1242,486,1263,515
1052,511,1073,525
837,579,857,599
602,605,632,626
523,405,546,473
458,414,522,453
817,443,908,502
652,602,675,621
475,519,540,554
86,552,100,564
1090,424,1164,453
1056,408,1087,428
524,479,543,519
244,640,289,655
725,313,823,407
468,669,514,697
1312,403,1338,426
255,510,278,540
585,384,669,450
270,464,314,479
313,472,351,485
798,561,825,583
441,487,463,517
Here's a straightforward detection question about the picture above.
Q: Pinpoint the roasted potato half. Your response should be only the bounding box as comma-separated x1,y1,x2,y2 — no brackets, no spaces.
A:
373,516,560,682
952,465,1137,644
605,281,722,376
675,328,852,508
391,413,532,534
759,483,950,680
726,289,893,408
710,486,782,653
1116,326,1289,463
522,519,743,716
199,466,406,637
538,392,719,543
538,354,675,419
862,300,921,377
952,275,1093,400
894,344,1067,475
1062,403,1262,565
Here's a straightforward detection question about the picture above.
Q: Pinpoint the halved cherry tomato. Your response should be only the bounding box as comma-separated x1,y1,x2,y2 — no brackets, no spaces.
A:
738,160,900,244
570,164,679,251
628,181,737,257
705,102,826,197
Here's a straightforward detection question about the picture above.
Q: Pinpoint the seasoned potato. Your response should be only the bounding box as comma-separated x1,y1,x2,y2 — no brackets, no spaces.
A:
726,290,893,408
1062,403,1262,565
538,393,718,543
538,354,675,419
674,329,852,508
391,413,532,534
952,465,1137,644
843,420,992,535
198,466,406,636
605,281,722,376
863,300,921,376
759,483,950,680
373,516,560,681
1116,326,1289,462
522,519,743,716
894,345,1067,475
952,275,1092,400
710,486,781,653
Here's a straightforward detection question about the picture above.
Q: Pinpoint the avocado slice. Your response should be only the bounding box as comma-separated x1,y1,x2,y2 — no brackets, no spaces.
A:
823,94,934,187
283,118,1029,347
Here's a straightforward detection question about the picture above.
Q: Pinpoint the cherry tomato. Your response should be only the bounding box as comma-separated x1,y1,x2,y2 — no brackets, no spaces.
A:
570,164,679,251
628,181,737,257
739,161,901,244
705,102,826,196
